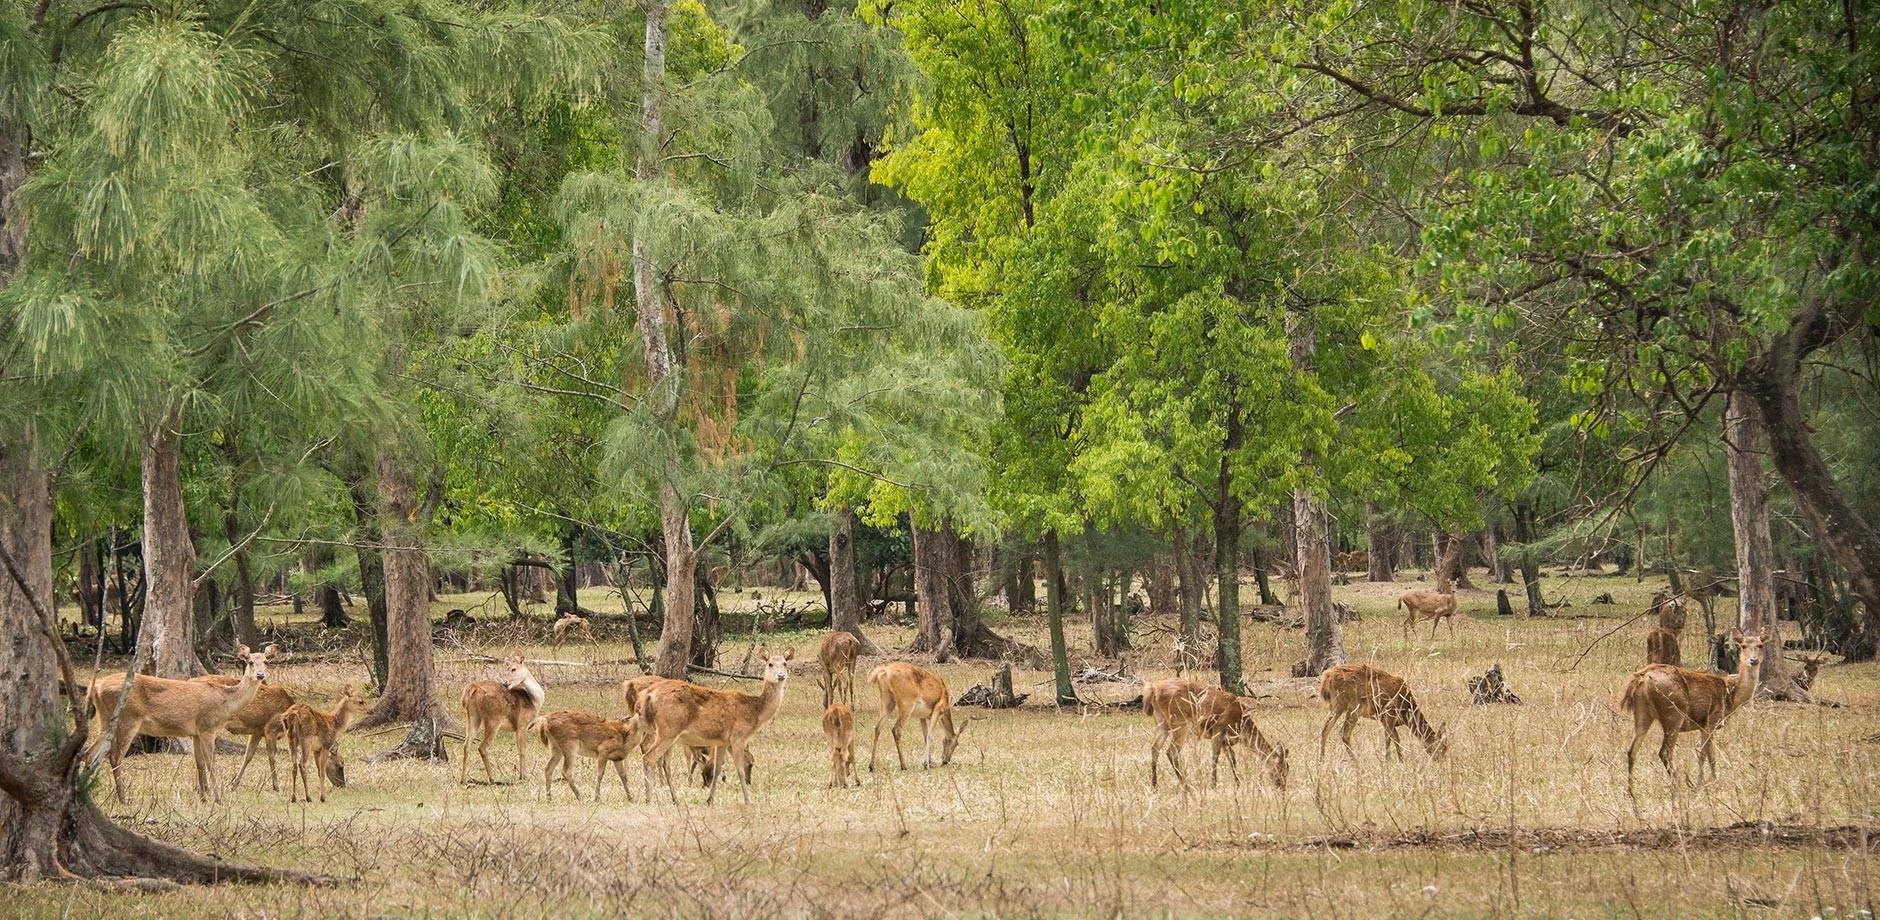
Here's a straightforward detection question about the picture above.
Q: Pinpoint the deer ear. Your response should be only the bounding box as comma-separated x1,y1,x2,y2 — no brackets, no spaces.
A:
784,648,797,662
236,644,252,659
1729,626,1745,643
262,643,279,658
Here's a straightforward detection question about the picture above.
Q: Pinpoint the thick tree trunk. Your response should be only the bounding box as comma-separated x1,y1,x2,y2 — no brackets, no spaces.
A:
1726,389,1785,685
360,451,438,737
1001,548,1036,614
690,568,720,669
318,586,349,630
1090,561,1120,657
1147,552,1178,622
1288,313,1344,677
1250,542,1279,606
138,408,202,678
1365,505,1395,582
219,481,260,649
910,522,949,656
1042,530,1076,706
1,435,57,867
827,509,879,654
1486,521,1512,584
556,527,582,615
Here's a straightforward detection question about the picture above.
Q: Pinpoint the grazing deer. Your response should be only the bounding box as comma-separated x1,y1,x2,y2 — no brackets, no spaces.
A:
867,661,972,771
460,655,546,785
552,613,595,645
85,644,278,802
1621,627,1768,796
822,702,857,789
818,631,862,708
1645,625,1682,666
638,648,795,804
277,685,366,803
194,674,344,792
530,709,641,802
1318,663,1449,761
1398,588,1458,638
1143,678,1288,789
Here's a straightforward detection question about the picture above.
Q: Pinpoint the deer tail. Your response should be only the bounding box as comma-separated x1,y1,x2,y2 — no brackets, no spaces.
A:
527,715,549,745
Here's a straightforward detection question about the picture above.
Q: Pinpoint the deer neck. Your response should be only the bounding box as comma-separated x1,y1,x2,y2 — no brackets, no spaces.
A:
511,674,545,710
753,676,786,724
210,670,265,725
1723,657,1761,716
331,697,362,734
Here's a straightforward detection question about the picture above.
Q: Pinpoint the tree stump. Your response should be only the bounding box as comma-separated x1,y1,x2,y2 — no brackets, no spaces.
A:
1467,663,1521,704
1496,589,1515,617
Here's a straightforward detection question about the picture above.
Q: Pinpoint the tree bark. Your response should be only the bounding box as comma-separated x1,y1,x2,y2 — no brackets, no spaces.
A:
1177,525,1206,654
1,434,57,866
1147,551,1178,622
690,568,720,669
1487,521,1512,584
827,509,879,653
359,451,438,733
317,586,349,630
1513,500,1546,616
218,453,260,648
345,471,390,690
138,407,202,678
910,522,950,656
1288,313,1344,677
556,526,583,615
1726,389,1784,685
1042,530,1077,706
1365,505,1395,582
1214,459,1245,694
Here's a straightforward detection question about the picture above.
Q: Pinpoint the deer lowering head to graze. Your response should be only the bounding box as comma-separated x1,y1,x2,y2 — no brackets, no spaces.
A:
1645,625,1682,666
277,685,366,804
85,644,277,803
1144,678,1288,789
1398,589,1458,639
1318,663,1448,761
1621,627,1768,796
531,709,641,802
818,631,862,708
552,613,595,645
867,661,972,772
638,648,795,804
193,674,344,792
822,702,857,789
460,655,546,785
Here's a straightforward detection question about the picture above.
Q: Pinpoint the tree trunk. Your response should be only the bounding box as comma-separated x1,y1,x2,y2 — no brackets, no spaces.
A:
1214,470,1245,693
556,527,583,615
1147,552,1178,622
1487,521,1512,584
76,538,103,629
218,455,260,648
345,471,390,690
1001,548,1036,614
690,568,720,669
1513,500,1546,616
1288,313,1344,677
827,509,879,654
1726,389,1784,685
318,586,349,630
910,522,950,656
138,407,202,678
1090,560,1119,657
1366,505,1395,582
1250,542,1279,606
1042,530,1077,706
1177,526,1206,653
359,451,438,737
1,434,58,866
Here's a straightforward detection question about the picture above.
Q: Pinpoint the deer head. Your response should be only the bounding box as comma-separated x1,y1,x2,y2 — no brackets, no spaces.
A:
758,647,796,683
235,643,278,683
943,715,976,765
1729,627,1769,675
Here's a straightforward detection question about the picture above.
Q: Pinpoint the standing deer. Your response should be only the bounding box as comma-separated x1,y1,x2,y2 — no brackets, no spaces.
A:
818,631,862,708
822,702,857,789
194,674,344,792
1621,627,1768,796
1143,678,1287,789
1318,663,1449,761
85,644,278,802
278,685,366,803
867,661,972,771
531,709,641,802
460,655,546,785
622,674,728,786
637,648,795,804
1645,625,1682,666
1398,589,1458,638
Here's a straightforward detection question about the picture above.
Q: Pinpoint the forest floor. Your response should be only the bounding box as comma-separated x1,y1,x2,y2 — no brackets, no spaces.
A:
6,571,1877,917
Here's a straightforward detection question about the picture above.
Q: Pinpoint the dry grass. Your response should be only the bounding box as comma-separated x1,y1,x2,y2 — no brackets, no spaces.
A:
8,572,1878,917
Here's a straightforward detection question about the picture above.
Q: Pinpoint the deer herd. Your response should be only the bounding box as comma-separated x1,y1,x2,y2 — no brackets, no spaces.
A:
73,586,1804,808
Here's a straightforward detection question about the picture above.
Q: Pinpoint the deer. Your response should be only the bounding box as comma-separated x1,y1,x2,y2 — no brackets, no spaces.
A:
1621,627,1768,796
1144,678,1288,789
1318,663,1449,761
1645,625,1682,666
822,702,857,789
621,674,730,786
459,655,546,785
277,685,366,803
552,613,595,645
818,631,862,708
530,709,641,802
1398,588,1458,639
867,661,973,772
195,674,344,792
85,644,278,803
637,648,795,804
1649,590,1689,632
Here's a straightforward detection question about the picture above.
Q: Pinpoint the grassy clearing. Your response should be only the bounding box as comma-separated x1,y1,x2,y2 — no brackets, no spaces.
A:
8,572,1878,917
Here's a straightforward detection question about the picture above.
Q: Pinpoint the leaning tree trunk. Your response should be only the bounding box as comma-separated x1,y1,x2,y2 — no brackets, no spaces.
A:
1288,313,1345,677
1365,504,1395,582
827,509,880,654
1042,530,1077,706
1726,389,1785,685
357,452,441,756
138,407,203,678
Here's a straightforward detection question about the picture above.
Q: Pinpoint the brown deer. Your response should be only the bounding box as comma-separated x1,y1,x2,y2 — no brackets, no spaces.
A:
1144,678,1288,789
1318,663,1449,761
530,709,641,802
637,648,795,804
867,661,972,771
1398,588,1458,638
85,644,277,802
460,655,546,785
621,674,725,785
195,675,344,792
1621,627,1768,795
822,702,857,788
818,631,862,708
277,685,366,803
552,613,595,645
1645,625,1682,666
1649,590,1689,632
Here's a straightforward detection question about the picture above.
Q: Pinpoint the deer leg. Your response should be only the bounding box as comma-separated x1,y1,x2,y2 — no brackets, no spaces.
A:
561,747,580,800
459,719,473,784
732,742,753,805
1318,713,1337,759
921,717,936,769
231,733,261,791
1383,724,1403,762
543,747,558,799
204,733,226,803
1165,730,1189,789
265,729,282,792
1656,726,1680,786
594,756,608,802
515,723,529,784
1150,726,1166,787
643,733,684,804
314,748,329,802
477,728,497,784
891,710,911,771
